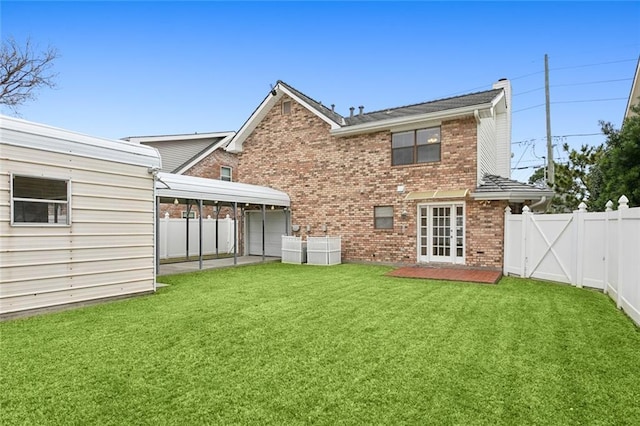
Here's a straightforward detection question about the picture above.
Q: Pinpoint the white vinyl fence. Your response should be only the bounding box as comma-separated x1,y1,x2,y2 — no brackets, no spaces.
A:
504,196,640,326
158,214,236,259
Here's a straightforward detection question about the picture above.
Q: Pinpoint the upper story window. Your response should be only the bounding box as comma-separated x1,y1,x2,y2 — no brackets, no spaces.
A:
391,126,441,166
282,100,292,115
220,166,232,182
11,175,70,226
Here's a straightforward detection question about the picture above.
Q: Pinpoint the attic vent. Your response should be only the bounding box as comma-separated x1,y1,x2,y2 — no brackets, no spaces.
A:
282,101,291,115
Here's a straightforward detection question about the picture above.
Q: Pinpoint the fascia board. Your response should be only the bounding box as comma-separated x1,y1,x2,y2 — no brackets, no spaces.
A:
278,86,343,129
127,132,234,144
491,90,506,110
329,103,493,137
226,90,282,153
471,190,554,201
174,132,237,175
227,83,344,153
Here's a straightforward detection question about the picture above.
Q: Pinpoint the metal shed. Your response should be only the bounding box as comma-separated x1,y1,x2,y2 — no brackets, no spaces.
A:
0,116,162,316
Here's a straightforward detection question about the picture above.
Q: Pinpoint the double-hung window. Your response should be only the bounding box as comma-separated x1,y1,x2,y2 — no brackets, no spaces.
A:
11,175,70,225
220,166,232,182
374,206,394,229
392,126,441,166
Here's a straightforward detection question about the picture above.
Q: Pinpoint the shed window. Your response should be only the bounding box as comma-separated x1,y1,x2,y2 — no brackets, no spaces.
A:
220,166,232,182
392,126,441,165
11,175,69,225
374,206,393,229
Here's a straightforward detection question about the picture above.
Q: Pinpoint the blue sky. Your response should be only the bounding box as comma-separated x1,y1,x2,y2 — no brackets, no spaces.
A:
2,1,639,182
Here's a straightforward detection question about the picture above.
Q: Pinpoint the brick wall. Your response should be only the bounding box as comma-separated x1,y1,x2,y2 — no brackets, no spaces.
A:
237,95,505,268
159,149,239,219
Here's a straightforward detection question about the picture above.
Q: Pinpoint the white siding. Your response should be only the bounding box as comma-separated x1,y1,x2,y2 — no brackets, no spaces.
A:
477,116,497,184
492,80,512,178
1,122,158,315
494,109,511,178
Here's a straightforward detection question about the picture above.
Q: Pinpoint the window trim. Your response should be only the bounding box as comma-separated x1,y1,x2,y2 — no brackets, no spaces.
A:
391,126,441,166
282,100,292,115
10,173,71,227
220,166,232,182
374,205,394,230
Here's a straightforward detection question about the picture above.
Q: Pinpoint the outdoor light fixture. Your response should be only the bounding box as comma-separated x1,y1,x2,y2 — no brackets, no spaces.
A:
173,198,179,205
271,205,275,210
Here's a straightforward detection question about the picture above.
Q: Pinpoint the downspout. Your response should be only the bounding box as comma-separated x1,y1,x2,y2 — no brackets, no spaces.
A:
473,109,481,124
529,196,547,211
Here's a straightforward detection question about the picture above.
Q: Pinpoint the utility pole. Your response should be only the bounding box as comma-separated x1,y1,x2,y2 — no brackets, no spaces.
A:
545,54,554,186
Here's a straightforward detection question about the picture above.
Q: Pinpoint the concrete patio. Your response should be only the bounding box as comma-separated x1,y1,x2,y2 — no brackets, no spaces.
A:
158,256,281,276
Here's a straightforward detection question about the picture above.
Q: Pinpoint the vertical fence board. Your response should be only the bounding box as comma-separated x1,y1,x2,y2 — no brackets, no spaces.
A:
504,200,639,326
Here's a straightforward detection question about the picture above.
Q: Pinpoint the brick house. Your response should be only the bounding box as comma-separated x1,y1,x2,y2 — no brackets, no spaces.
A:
226,80,552,269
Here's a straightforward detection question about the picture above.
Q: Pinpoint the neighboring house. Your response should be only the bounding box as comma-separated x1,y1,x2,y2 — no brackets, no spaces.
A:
625,56,640,120
226,80,552,268
124,132,237,218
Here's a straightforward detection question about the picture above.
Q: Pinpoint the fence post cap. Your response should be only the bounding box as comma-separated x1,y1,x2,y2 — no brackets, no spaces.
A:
605,200,614,211
578,202,587,212
522,205,531,213
618,195,629,208
164,212,170,218
505,205,512,214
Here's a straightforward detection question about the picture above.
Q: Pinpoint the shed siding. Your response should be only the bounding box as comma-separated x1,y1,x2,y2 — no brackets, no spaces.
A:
0,142,156,314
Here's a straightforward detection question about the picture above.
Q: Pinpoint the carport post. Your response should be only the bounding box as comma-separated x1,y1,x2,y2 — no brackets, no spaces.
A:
262,204,266,262
233,202,238,265
185,200,191,260
284,208,289,236
198,199,203,270
215,204,219,258
155,196,160,276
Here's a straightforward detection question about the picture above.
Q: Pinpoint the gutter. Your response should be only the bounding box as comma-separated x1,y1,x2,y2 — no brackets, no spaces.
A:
471,190,554,202
330,102,494,137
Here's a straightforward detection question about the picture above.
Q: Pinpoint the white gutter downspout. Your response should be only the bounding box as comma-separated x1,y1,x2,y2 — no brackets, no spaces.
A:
529,196,547,211
473,109,481,124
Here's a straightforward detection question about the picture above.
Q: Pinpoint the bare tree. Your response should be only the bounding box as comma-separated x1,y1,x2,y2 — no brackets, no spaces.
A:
0,37,59,112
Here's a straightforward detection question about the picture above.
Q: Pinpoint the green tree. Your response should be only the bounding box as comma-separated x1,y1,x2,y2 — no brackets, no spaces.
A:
590,105,640,210
528,143,602,213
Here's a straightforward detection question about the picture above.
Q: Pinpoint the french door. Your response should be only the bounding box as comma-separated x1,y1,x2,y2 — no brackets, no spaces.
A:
418,203,465,264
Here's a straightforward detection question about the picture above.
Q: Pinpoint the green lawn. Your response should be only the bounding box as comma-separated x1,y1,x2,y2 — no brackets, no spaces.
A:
1,263,639,425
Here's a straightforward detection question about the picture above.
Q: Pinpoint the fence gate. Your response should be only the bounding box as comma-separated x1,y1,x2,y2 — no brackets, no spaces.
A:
526,213,574,283
503,197,639,327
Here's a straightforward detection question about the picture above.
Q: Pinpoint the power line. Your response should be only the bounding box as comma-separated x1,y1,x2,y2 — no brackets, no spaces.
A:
513,78,632,97
513,97,627,113
513,103,545,113
550,58,637,72
552,77,632,88
511,133,602,145
553,97,627,104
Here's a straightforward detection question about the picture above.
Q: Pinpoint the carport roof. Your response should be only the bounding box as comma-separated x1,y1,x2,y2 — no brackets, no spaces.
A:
155,172,290,207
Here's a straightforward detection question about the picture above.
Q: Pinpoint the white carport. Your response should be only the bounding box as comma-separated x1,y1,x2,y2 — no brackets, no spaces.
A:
155,172,290,271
